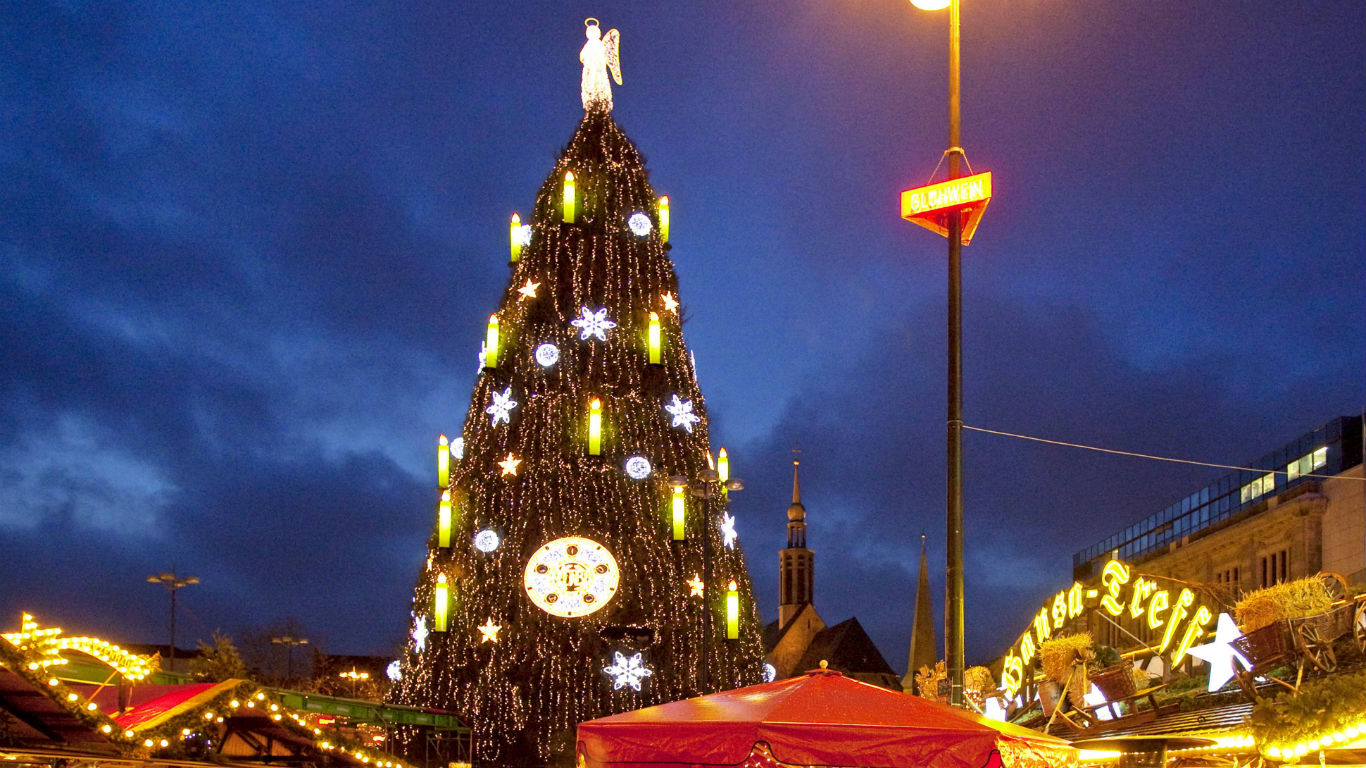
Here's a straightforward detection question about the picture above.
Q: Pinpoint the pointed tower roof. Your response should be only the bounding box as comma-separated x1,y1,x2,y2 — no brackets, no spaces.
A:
903,535,938,691
787,460,806,522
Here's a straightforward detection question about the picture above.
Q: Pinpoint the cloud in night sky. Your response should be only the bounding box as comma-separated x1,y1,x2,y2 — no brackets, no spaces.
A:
1,1,1362,672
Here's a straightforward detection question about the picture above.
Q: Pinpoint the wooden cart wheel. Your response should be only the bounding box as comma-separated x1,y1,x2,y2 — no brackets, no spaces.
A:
1296,622,1338,673
1232,658,1259,701
1354,599,1366,651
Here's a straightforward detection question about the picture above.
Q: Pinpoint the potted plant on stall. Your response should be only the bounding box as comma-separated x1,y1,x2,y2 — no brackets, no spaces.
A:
1088,645,1137,702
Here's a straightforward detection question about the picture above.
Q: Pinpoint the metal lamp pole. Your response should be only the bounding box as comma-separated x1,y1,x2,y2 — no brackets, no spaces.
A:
147,570,199,670
909,0,966,707
271,635,309,682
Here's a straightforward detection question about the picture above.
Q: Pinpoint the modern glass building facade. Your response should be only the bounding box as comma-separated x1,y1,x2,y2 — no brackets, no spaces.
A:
1073,415,1364,580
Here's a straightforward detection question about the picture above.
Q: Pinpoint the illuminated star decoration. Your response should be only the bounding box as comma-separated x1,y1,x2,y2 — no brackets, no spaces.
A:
411,616,429,653
661,292,678,313
478,618,501,643
1188,612,1251,692
1082,684,1115,722
602,652,652,691
720,511,737,549
664,394,700,432
476,342,486,372
517,279,540,300
687,574,704,597
486,387,517,426
571,306,617,341
498,453,522,476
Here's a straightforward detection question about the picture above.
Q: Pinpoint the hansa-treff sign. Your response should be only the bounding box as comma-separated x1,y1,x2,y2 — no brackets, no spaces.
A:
900,171,993,246
997,558,1215,699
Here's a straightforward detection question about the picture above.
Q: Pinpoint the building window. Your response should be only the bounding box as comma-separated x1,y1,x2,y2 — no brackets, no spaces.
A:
1260,551,1289,587
1240,473,1276,504
1286,446,1328,481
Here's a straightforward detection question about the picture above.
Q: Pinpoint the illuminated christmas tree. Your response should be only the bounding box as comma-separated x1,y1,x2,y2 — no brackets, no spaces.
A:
390,21,765,768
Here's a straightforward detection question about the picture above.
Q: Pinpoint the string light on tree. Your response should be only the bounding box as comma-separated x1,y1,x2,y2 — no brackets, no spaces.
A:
624,455,651,480
498,453,522,476
664,394,700,432
628,212,652,236
602,652,651,691
535,343,559,367
571,307,617,341
486,387,517,426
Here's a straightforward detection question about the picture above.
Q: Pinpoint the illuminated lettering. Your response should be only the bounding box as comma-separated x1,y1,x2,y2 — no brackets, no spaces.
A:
1067,582,1084,619
1033,609,1052,644
1129,578,1156,619
1146,590,1169,630
1001,654,1024,698
1159,589,1195,654
1100,560,1131,616
1052,592,1067,629
1172,606,1213,665
1020,631,1037,665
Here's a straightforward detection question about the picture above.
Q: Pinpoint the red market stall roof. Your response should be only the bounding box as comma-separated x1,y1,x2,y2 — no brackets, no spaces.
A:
578,669,1076,768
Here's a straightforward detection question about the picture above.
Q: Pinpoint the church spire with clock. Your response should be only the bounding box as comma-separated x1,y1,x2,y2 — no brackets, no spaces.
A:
779,459,814,627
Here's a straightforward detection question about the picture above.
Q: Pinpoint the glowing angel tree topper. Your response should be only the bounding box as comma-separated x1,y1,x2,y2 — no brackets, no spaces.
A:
580,18,621,112
392,31,764,767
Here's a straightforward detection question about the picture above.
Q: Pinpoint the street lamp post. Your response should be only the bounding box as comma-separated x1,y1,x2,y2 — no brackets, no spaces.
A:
146,570,199,670
670,467,744,694
339,667,371,698
910,0,966,707
271,635,309,682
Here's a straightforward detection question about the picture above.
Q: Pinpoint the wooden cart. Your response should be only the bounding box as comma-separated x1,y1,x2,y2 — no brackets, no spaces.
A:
1230,574,1366,699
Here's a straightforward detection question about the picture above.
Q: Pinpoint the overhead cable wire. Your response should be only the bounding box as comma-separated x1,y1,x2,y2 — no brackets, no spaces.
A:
962,424,1365,482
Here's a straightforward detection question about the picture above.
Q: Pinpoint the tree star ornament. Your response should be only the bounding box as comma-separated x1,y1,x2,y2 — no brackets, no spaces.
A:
664,394,700,432
579,19,621,112
688,574,704,597
478,618,502,643
660,292,678,313
1188,612,1251,692
411,616,429,653
486,387,517,426
517,279,540,300
571,306,617,341
498,453,522,476
720,511,738,549
602,651,651,691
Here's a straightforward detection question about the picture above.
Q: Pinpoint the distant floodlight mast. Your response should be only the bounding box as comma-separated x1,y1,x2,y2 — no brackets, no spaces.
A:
146,570,199,669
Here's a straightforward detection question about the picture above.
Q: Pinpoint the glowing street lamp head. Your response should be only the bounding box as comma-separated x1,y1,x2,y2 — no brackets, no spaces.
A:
909,0,951,9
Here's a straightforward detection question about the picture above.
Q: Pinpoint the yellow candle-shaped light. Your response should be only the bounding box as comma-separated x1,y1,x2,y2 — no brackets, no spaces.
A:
438,434,450,488
509,213,523,263
648,311,661,365
718,447,729,497
484,314,500,369
726,580,739,639
658,195,670,242
433,574,449,632
588,398,602,455
437,490,452,548
671,485,686,541
563,171,576,223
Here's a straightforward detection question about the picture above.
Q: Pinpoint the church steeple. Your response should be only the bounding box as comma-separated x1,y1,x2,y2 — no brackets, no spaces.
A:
779,458,813,628
903,535,938,692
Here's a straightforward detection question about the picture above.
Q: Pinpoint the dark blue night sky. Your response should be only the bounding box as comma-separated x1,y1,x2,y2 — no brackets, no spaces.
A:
2,1,1362,671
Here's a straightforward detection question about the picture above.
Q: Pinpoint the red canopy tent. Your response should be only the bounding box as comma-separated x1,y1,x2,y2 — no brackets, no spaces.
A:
577,669,1076,768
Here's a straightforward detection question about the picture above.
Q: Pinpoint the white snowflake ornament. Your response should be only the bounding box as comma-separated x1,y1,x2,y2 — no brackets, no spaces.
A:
572,306,617,341
721,511,738,549
602,651,652,691
664,394,700,432
486,387,518,426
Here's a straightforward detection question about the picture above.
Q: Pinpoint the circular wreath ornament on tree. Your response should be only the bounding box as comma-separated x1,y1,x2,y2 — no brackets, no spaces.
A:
524,536,621,617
